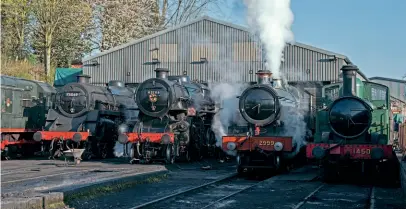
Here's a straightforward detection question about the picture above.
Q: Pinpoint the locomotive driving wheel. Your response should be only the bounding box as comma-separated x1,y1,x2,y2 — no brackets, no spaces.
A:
164,144,175,164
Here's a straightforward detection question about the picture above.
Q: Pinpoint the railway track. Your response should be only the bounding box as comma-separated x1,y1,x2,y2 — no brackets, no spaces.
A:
128,172,269,209
292,183,376,209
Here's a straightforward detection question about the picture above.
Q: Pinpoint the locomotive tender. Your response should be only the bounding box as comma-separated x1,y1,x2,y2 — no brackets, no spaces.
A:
1,75,56,159
118,68,218,164
222,70,313,173
306,64,397,181
33,75,138,159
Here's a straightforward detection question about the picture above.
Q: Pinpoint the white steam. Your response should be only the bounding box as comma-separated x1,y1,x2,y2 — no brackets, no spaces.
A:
279,101,308,158
209,82,248,156
244,0,294,78
114,142,124,157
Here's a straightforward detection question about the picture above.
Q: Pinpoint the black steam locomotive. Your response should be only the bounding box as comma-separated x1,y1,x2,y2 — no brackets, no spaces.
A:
34,75,138,160
118,68,218,163
222,70,314,173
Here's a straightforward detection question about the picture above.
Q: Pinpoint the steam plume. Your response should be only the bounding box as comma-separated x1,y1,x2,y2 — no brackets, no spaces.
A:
244,0,294,78
209,82,248,156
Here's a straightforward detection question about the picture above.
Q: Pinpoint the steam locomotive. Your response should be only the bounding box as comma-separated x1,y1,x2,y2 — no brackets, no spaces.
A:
118,68,218,164
306,64,398,182
1,75,56,159
222,70,314,174
33,75,138,160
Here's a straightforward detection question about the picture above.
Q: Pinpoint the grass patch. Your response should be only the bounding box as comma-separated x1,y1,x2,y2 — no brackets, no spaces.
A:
64,174,168,204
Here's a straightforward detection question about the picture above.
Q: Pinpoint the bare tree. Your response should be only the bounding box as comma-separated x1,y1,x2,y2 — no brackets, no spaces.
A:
30,0,92,77
158,0,222,27
1,0,30,60
86,0,160,52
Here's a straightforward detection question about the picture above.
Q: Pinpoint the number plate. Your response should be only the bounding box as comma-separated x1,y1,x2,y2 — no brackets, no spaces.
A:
353,148,371,155
65,92,79,97
259,140,275,146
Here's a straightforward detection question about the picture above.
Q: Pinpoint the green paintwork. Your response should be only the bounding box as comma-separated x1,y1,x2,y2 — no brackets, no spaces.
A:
1,75,56,130
315,81,390,145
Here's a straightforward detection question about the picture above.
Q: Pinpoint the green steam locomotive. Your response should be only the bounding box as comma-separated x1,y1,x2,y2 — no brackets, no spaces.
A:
306,64,398,182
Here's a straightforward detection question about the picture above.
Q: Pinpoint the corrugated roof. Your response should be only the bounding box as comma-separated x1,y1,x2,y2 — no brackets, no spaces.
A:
369,77,406,84
83,16,349,62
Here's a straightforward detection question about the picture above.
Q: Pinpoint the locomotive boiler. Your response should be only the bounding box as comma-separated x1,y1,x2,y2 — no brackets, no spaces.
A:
306,64,398,182
33,75,138,160
1,75,56,159
222,70,312,174
118,68,218,164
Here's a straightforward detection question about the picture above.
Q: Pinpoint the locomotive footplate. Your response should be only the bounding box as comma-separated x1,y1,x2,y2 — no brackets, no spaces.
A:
33,131,90,142
306,143,395,160
222,136,293,152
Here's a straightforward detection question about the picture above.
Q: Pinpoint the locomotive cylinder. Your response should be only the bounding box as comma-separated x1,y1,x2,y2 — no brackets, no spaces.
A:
77,75,91,84
341,64,358,96
155,68,169,79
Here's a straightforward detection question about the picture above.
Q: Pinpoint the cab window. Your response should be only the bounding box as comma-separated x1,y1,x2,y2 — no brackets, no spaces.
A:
2,89,13,113
371,86,387,101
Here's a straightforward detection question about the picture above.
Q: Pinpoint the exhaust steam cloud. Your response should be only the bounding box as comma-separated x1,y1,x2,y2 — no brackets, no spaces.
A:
244,0,294,78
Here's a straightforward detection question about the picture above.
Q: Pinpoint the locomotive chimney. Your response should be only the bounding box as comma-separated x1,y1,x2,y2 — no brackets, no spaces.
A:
155,68,169,79
256,70,272,84
341,64,358,96
77,74,91,84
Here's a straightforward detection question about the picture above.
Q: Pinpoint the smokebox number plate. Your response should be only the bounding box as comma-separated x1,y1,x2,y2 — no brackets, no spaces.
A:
259,140,275,146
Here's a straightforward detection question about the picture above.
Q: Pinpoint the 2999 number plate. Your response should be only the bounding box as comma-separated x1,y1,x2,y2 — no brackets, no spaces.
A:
259,141,275,146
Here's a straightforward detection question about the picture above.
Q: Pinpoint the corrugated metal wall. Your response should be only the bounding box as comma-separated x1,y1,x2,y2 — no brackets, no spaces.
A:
83,18,347,84
371,79,406,102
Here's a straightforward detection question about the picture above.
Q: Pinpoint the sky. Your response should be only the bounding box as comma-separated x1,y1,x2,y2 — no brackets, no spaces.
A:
214,0,406,80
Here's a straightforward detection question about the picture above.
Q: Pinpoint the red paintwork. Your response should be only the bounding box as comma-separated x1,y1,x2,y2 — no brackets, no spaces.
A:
222,136,293,152
306,143,394,160
124,132,175,143
35,131,90,141
0,128,41,133
1,140,38,150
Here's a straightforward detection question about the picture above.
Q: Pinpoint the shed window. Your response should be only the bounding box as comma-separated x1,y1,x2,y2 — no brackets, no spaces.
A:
371,87,387,101
150,44,178,62
233,42,261,62
191,44,219,62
